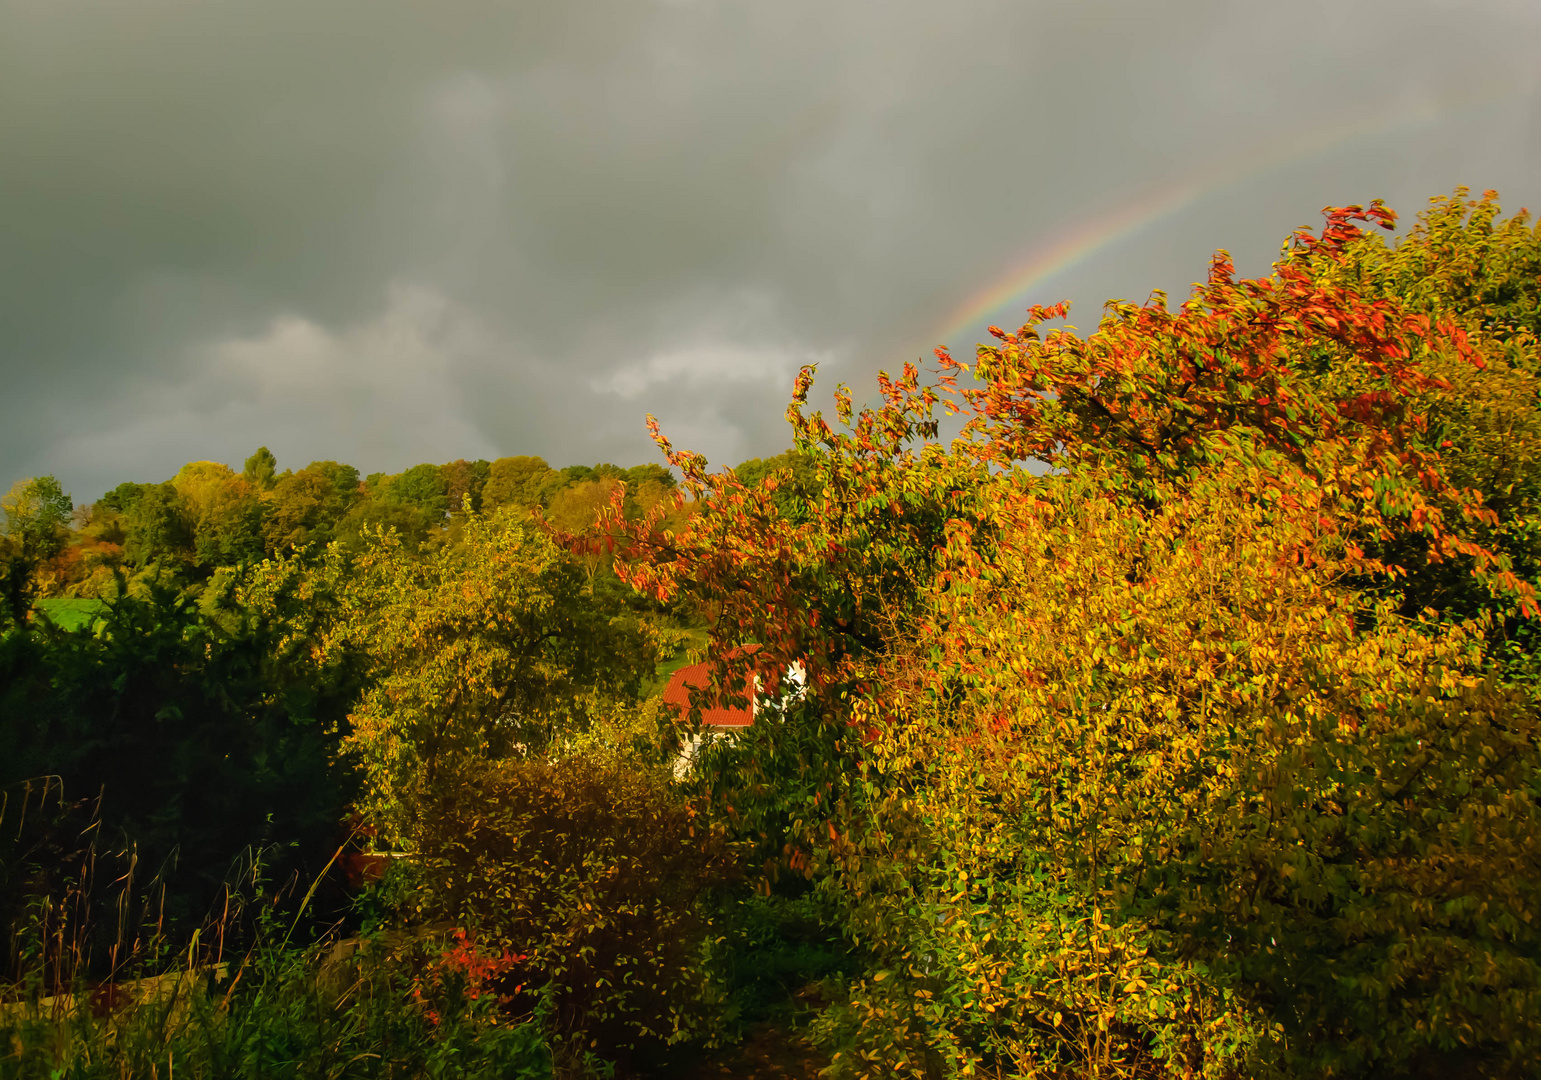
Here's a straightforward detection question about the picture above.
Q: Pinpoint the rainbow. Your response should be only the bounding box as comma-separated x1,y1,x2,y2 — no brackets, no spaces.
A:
933,85,1516,352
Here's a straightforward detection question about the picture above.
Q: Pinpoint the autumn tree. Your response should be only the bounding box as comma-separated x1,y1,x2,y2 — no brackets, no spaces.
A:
545,477,623,534
48,499,130,597
172,460,268,566
262,460,361,553
596,195,1541,1077
441,457,491,516
483,455,560,510
1295,188,1541,678
318,501,718,1069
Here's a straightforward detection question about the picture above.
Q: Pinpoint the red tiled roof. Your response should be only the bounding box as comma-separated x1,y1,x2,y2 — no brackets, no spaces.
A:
661,646,762,727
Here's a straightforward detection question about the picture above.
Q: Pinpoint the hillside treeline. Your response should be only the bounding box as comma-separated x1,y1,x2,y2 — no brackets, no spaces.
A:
3,452,694,606
1,189,1539,1079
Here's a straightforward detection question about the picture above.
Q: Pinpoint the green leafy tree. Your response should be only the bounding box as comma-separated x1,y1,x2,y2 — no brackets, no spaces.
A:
2,475,72,559
335,498,434,552
97,480,154,514
122,481,193,569
334,507,655,842
172,461,268,567
306,459,362,502
262,461,360,553
381,462,451,521
623,463,674,489
733,449,823,523
194,490,268,566
1,476,72,623
619,463,677,521
242,445,278,491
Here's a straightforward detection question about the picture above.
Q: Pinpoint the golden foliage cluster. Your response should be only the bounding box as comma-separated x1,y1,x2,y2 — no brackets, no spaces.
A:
603,192,1541,1078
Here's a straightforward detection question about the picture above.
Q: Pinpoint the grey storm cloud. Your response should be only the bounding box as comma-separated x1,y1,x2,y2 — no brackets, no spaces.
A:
2,0,1539,499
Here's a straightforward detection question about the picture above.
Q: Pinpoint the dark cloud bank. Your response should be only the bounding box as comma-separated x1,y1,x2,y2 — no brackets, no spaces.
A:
3,0,1539,499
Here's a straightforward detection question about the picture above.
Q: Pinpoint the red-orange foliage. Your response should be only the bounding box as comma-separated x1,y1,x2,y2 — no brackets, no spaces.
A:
575,202,1532,716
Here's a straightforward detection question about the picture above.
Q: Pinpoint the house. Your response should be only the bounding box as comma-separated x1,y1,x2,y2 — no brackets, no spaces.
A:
660,646,805,775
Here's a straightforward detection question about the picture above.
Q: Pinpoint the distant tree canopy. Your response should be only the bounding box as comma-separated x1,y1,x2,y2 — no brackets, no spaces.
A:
2,475,72,561
730,449,823,523
483,455,557,509
317,508,657,840
242,445,278,490
0,440,732,619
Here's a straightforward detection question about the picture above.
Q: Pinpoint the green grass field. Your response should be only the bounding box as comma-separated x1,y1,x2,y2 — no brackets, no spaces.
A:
33,598,109,631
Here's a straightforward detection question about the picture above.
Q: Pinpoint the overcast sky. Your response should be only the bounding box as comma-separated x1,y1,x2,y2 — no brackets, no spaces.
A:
3,0,1539,500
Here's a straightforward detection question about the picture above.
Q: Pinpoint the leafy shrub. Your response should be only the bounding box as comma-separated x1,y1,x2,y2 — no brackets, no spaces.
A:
811,470,1541,1077
410,757,738,1072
